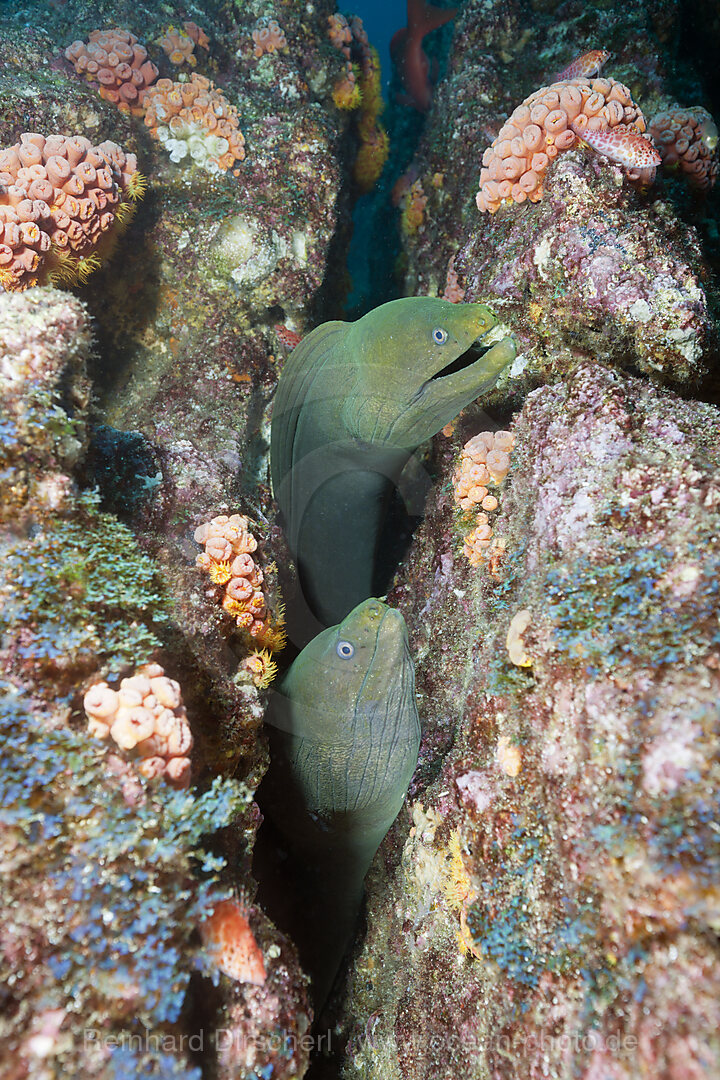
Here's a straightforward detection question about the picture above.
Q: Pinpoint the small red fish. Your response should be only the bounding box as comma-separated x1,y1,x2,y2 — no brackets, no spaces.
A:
274,323,302,350
554,49,611,82
390,0,457,112
579,124,662,169
202,899,266,985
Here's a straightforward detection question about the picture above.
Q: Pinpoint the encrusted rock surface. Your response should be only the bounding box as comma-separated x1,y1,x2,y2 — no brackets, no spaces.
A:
397,0,718,387
337,364,720,1079
0,288,91,523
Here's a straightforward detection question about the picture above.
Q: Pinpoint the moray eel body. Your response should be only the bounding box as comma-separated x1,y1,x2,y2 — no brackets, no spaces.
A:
263,597,420,1007
271,297,515,631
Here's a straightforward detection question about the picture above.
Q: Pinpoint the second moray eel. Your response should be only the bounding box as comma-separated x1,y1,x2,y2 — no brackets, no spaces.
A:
271,297,515,632
262,597,420,1008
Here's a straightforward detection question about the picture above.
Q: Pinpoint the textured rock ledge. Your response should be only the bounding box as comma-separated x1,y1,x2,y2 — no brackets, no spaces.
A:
337,364,720,1079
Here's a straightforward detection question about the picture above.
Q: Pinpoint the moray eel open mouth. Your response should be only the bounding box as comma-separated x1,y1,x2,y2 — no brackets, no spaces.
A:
429,335,497,381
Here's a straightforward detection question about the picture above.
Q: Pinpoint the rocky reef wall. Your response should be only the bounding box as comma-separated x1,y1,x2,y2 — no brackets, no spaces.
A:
1,0,719,1077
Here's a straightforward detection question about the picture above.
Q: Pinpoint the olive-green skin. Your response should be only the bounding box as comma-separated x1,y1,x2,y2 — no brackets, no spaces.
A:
264,598,420,1006
271,297,515,632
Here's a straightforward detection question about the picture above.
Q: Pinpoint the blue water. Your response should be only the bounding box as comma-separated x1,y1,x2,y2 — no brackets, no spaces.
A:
350,0,407,95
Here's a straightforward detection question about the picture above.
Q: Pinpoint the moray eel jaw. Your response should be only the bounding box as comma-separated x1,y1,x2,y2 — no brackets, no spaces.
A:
413,332,516,441
345,297,516,448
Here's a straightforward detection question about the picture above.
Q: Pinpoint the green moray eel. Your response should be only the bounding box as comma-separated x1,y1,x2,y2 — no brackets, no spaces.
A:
271,296,515,631
262,597,420,1007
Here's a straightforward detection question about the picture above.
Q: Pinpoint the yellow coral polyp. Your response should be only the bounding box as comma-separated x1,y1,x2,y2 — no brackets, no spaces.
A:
354,119,389,192
444,831,473,910
76,251,102,283
209,560,232,585
358,46,383,123
242,648,278,689
255,621,287,654
126,171,148,200
333,64,362,110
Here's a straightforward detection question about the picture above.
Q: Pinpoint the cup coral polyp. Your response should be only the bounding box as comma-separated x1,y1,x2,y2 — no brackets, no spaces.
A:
252,17,288,58
143,74,246,176
241,648,278,690
327,14,388,190
194,514,286,657
83,662,193,791
476,77,652,213
454,430,515,567
650,106,719,191
65,28,159,115
442,255,465,302
327,13,353,56
159,22,210,66
0,132,143,292
401,178,428,234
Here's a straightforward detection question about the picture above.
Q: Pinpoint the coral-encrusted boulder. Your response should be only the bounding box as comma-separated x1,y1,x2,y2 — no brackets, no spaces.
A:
397,0,717,386
337,364,720,1079
0,287,91,523
460,152,713,383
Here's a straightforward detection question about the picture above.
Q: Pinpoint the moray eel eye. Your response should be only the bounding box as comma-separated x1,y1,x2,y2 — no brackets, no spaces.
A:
336,640,355,658
432,326,448,345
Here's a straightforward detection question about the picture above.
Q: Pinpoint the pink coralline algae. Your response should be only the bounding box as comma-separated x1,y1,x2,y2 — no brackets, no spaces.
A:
476,77,651,213
650,106,720,190
339,364,720,1080
64,28,158,114
0,288,90,520
83,663,193,792
0,132,142,291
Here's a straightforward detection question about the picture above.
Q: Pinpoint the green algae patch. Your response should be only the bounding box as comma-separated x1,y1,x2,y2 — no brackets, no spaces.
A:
0,681,250,1075
0,492,169,688
545,541,720,674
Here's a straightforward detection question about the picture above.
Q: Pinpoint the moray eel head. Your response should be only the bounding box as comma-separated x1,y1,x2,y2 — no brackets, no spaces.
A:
267,598,413,746
345,296,516,448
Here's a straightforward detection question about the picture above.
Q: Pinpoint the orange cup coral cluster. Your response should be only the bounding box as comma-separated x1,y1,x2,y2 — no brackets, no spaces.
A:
327,13,354,56
65,28,159,115
201,898,266,985
401,178,428,235
649,106,719,191
83,663,193,790
327,13,388,189
143,74,246,175
252,17,288,58
194,513,286,668
453,430,515,567
442,254,465,302
476,77,652,213
0,132,143,292
158,22,210,66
